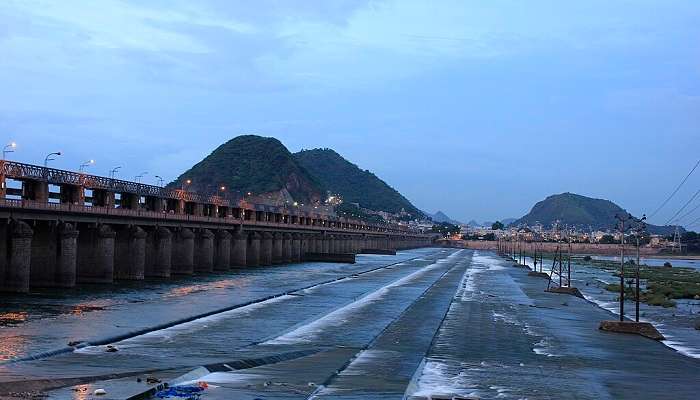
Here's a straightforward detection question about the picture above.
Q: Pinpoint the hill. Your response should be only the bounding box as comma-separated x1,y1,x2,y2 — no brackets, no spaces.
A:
513,192,676,235
169,135,324,203
294,148,422,217
429,211,462,225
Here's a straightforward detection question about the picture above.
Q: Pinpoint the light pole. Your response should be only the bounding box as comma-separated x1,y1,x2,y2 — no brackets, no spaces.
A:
155,175,164,188
44,151,61,167
79,159,95,172
109,166,122,179
135,172,148,183
217,185,226,198
2,142,16,160
180,179,191,191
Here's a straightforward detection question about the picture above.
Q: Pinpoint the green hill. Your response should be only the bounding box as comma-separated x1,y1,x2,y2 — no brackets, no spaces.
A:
169,135,324,203
294,148,422,217
513,192,675,234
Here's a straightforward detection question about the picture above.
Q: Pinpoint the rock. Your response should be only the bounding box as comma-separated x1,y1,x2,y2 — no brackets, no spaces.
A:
105,345,118,352
94,388,107,395
146,376,161,384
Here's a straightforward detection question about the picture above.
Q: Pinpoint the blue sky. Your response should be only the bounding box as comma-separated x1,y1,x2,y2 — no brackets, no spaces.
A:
1,0,699,226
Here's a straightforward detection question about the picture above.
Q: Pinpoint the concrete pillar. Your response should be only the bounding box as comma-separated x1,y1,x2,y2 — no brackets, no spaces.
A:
215,229,232,271
145,226,172,278
55,222,79,287
195,229,214,273
300,234,309,260
292,233,302,262
23,180,49,202
0,220,33,293
115,225,147,280
246,231,260,267
283,232,293,263
171,228,195,275
261,232,273,265
77,224,116,283
231,228,247,267
323,235,331,254
272,232,283,264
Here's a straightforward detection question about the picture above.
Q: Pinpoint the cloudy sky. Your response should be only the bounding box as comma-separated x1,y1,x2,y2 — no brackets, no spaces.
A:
1,0,699,226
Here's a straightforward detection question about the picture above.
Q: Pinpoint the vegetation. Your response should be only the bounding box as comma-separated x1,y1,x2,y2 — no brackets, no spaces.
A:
168,135,324,203
491,221,504,230
431,222,461,236
577,256,700,308
294,148,423,218
512,192,675,234
335,202,385,223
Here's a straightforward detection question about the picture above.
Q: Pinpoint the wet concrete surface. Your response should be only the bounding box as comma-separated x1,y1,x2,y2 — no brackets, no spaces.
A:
1,248,699,399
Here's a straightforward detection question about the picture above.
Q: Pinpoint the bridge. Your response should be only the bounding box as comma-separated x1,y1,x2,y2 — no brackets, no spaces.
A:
0,160,432,293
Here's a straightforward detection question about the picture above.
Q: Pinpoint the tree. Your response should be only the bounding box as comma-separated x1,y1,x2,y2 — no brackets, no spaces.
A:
600,234,616,244
491,221,504,230
431,223,461,236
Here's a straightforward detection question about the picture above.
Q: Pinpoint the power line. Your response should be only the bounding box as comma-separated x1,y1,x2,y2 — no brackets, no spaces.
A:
673,200,700,225
649,158,700,219
664,187,700,226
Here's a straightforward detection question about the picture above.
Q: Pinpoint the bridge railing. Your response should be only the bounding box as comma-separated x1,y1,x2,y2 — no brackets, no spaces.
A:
0,198,421,235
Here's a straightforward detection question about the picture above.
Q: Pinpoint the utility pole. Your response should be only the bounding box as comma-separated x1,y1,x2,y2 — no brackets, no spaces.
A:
615,213,633,322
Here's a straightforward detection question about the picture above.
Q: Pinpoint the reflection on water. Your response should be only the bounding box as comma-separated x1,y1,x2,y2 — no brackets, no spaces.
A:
0,334,27,360
0,312,27,326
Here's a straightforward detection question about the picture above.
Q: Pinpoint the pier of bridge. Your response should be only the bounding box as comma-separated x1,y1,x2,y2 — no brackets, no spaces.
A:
0,161,432,292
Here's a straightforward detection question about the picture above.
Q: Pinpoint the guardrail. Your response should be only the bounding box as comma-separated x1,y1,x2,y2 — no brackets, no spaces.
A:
0,198,418,235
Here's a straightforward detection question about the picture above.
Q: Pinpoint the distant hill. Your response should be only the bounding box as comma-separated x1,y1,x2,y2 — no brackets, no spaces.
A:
501,218,517,226
513,192,676,235
294,148,423,217
168,135,324,203
429,211,461,225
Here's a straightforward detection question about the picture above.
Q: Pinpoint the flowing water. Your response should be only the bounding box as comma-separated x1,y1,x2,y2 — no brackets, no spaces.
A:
0,248,698,399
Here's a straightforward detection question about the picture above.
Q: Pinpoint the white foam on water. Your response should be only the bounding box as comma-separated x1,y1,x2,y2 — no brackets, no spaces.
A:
265,255,456,345
409,359,482,399
581,293,700,360
75,295,294,353
178,371,260,385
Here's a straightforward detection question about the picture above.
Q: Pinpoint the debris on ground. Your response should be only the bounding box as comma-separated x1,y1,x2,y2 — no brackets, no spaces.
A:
105,345,118,352
146,376,162,384
93,388,107,396
154,382,209,399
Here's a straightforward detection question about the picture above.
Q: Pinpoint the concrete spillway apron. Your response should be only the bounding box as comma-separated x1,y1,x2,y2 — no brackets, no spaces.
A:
0,255,426,366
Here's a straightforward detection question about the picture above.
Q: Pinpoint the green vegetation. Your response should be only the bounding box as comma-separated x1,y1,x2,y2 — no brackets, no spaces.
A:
294,148,423,218
168,135,324,203
431,222,461,236
512,192,675,234
335,202,385,223
491,221,504,230
577,256,700,308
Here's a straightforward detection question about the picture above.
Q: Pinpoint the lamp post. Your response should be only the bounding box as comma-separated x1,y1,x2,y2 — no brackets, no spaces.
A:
2,142,16,160
109,166,122,179
79,159,95,172
180,179,191,191
44,151,61,167
135,172,148,184
155,175,164,188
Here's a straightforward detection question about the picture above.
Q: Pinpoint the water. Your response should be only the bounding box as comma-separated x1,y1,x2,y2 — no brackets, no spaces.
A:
1,249,699,399
591,255,700,270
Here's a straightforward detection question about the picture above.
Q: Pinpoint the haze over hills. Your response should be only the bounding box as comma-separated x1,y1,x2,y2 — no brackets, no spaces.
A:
294,148,423,217
512,192,677,235
169,136,423,219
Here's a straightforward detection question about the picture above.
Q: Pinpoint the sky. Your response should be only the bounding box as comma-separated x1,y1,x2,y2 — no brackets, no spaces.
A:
1,0,699,227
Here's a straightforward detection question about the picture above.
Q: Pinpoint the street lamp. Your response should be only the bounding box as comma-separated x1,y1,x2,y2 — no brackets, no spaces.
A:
181,179,191,191
135,171,148,183
44,151,61,167
2,142,16,160
109,166,122,179
79,159,95,172
155,175,164,187
217,185,226,197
